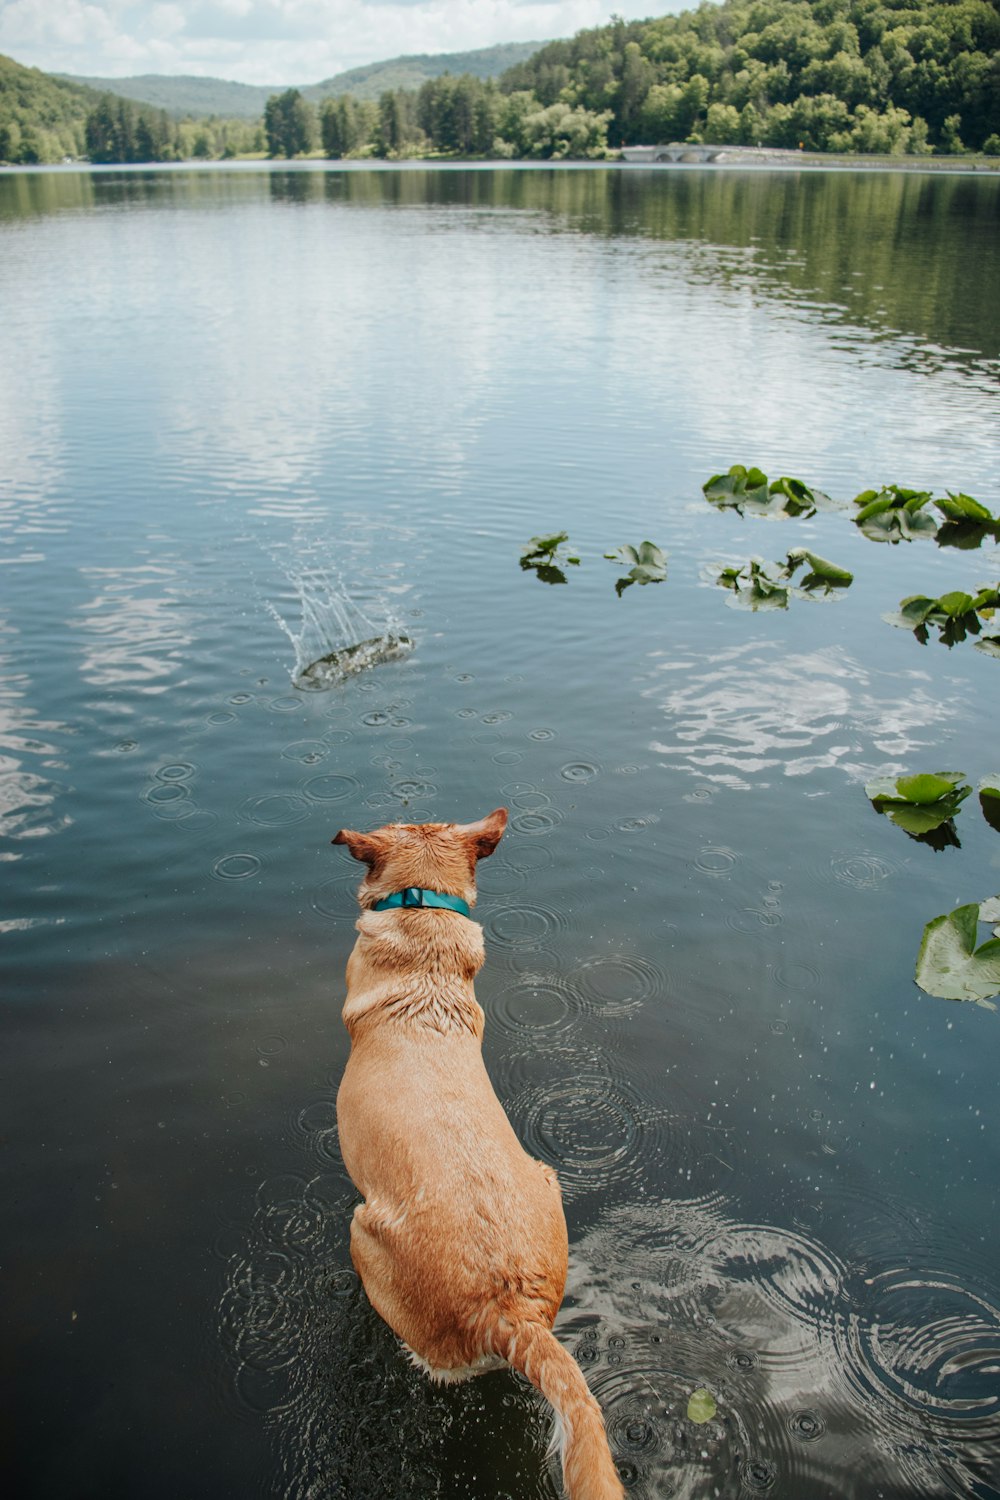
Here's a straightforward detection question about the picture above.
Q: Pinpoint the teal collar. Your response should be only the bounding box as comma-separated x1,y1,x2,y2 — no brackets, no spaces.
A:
372,887,471,918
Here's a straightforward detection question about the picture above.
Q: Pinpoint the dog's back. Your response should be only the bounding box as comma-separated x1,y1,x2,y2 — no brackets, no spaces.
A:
334,811,624,1500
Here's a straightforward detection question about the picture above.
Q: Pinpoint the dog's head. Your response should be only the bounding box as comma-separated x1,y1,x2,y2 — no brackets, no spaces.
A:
332,808,508,907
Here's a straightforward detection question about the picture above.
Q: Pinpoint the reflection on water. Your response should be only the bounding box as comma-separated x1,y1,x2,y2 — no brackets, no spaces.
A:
220,1161,1000,1499
560,1198,1000,1499
72,563,195,693
5,165,996,373
3,164,1000,1500
0,616,71,844
643,642,960,787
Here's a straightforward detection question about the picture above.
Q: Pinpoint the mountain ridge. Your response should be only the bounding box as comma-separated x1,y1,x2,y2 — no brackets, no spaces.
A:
56,41,547,119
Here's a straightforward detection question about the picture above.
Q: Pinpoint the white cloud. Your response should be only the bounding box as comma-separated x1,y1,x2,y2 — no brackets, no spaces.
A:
0,0,678,85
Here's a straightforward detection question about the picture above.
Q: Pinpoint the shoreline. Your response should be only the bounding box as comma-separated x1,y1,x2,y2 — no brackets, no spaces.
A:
3,152,999,177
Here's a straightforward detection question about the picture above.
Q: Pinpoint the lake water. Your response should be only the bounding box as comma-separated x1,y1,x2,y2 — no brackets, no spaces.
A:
2,161,999,1500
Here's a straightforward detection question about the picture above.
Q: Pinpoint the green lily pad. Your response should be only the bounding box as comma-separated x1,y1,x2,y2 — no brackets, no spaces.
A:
853,485,937,543
976,635,1000,658
784,547,854,591
884,585,1000,647
935,492,998,525
520,532,580,585
703,465,769,510
865,771,970,836
895,773,968,805
934,494,1000,550
687,1388,717,1424
606,541,667,596
980,778,1000,833
915,902,1000,1008
716,557,789,610
980,896,1000,929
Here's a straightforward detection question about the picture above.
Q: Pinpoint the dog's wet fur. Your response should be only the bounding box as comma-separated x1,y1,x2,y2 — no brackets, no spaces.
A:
333,809,624,1500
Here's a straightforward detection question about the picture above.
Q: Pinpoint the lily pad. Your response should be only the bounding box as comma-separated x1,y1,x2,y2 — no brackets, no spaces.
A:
853,485,937,543
520,532,580,585
884,584,1000,647
703,465,769,510
702,467,835,519
687,1388,717,1424
716,557,789,610
605,541,667,597
935,492,999,526
784,547,854,592
976,635,1000,658
865,771,971,836
915,902,1000,1008
980,778,1000,833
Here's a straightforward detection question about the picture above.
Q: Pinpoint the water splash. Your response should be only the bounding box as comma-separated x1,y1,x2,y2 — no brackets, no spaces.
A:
267,565,412,691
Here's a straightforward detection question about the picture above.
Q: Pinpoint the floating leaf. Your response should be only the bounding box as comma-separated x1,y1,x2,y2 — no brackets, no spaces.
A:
935,492,998,526
520,532,579,585
703,468,841,520
687,1388,717,1424
976,635,1000,658
865,771,970,838
784,547,854,591
853,485,937,543
980,896,1000,930
703,465,769,509
606,541,667,596
884,584,1000,647
980,778,1000,833
915,902,1000,1007
716,557,789,610
895,773,968,805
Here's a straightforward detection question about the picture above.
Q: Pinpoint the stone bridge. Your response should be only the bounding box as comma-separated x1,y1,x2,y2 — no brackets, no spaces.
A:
621,143,729,164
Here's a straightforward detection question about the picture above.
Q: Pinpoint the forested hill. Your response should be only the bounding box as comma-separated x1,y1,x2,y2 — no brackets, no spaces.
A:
304,41,548,103
0,52,109,163
500,0,1000,153
57,42,546,120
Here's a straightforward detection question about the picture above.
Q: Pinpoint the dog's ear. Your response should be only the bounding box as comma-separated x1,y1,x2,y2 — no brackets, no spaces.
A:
456,807,508,861
331,828,383,865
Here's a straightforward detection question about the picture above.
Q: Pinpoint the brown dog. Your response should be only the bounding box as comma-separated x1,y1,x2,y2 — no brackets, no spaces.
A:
332,808,624,1500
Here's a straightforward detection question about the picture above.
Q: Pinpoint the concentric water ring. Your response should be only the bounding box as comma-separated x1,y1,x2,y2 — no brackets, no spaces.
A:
302,773,359,803
144,780,190,805
282,740,329,764
311,874,359,922
694,846,739,875
486,903,564,950
504,1073,656,1200
511,790,550,810
561,760,600,783
239,793,310,826
571,954,666,1016
155,761,195,782
510,807,564,836
212,853,263,881
829,852,897,889
490,978,584,1040
390,778,437,801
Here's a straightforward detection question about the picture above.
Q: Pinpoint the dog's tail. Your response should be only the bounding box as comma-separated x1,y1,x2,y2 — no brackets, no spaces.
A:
496,1320,624,1500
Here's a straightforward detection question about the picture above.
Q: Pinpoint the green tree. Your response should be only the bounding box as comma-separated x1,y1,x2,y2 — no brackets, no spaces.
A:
264,89,315,157
939,111,965,152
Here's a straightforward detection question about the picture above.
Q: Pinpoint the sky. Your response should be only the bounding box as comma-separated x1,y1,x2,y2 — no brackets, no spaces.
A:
0,1,680,85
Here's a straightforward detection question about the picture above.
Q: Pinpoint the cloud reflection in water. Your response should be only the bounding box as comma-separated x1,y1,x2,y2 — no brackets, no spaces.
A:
642,642,957,788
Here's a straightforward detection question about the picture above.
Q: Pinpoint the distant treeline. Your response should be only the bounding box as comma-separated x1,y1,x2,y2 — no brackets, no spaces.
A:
0,50,263,165
3,0,998,166
284,0,1000,161
82,94,264,163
